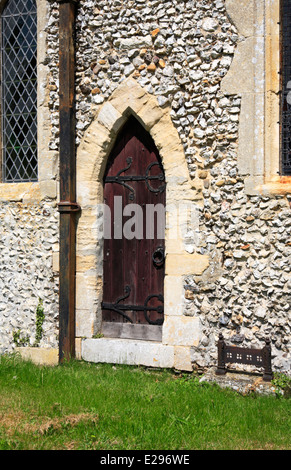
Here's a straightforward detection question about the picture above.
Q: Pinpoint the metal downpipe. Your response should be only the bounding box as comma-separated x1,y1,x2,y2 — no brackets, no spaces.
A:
57,0,80,363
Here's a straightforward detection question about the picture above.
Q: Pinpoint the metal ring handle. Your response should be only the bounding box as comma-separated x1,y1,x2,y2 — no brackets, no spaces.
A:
152,247,165,266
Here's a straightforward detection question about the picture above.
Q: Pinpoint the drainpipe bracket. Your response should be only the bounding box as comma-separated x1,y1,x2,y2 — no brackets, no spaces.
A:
57,201,81,214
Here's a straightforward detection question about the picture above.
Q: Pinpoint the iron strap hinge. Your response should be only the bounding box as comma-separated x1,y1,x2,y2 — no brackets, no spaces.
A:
102,285,164,325
104,157,166,198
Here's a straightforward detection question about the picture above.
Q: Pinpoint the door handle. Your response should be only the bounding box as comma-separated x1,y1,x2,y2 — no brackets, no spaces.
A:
152,246,165,266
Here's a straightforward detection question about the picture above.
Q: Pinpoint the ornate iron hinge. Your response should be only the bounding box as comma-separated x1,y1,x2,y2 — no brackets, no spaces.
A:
104,157,166,200
102,285,164,325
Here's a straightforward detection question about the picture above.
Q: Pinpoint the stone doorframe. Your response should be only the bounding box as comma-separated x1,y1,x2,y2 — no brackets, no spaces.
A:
75,78,209,371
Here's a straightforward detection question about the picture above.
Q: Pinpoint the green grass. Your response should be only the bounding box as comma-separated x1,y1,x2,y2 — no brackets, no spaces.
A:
0,354,290,450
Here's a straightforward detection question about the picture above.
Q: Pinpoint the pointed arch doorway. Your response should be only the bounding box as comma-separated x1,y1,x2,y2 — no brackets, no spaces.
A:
101,116,166,341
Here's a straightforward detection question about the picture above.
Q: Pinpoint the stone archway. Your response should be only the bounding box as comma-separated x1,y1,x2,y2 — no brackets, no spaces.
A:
75,78,209,371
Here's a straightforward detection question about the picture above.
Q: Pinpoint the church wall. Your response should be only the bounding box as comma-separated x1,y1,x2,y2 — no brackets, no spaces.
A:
0,0,290,374
0,0,59,354
74,0,291,374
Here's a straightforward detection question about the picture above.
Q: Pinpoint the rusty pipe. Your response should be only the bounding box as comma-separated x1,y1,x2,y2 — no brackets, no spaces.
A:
56,0,80,363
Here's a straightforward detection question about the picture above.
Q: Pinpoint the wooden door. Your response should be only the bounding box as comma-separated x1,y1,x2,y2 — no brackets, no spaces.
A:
101,117,166,341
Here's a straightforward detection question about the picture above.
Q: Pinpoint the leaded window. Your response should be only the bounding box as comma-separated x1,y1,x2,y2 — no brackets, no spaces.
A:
1,0,37,182
281,0,291,175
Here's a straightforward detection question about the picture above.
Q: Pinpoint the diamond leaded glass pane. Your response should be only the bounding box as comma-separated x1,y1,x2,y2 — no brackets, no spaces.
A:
1,0,37,182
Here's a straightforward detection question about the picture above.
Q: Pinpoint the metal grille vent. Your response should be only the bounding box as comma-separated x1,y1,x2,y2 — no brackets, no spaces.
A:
1,0,37,182
281,0,291,175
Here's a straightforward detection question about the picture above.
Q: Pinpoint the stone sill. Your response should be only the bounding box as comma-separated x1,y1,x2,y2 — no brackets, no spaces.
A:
245,175,291,197
0,180,57,203
259,176,291,196
81,337,174,369
81,337,194,371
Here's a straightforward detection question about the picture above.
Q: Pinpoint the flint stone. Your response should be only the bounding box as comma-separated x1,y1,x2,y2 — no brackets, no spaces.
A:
116,35,152,50
202,18,219,32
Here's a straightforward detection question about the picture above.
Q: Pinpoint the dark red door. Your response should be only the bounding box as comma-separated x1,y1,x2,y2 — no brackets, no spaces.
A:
101,117,165,341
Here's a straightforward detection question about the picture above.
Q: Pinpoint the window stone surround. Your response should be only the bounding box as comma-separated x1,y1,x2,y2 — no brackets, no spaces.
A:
222,0,291,195
0,0,57,202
